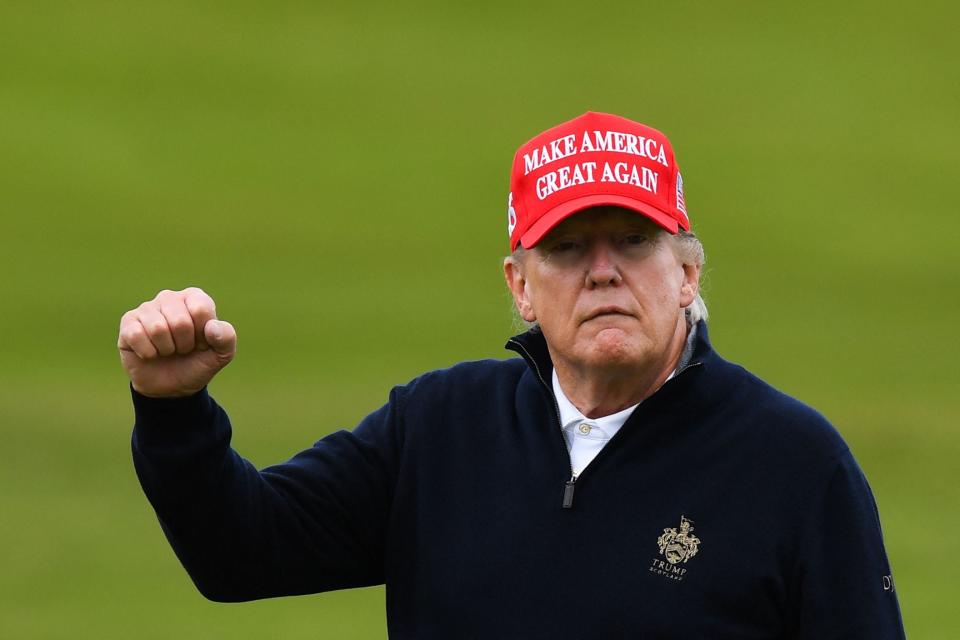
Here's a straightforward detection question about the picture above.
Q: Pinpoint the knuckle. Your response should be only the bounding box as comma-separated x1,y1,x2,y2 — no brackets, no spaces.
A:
147,320,168,336
187,297,216,316
169,317,194,336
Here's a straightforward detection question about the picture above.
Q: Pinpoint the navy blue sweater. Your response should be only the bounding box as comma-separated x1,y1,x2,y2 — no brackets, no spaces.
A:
131,322,905,639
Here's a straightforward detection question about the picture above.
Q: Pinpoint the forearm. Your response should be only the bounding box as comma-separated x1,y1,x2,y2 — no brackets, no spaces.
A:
130,387,389,601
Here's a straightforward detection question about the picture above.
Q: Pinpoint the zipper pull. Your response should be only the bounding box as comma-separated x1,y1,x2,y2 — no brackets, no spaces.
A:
562,475,577,509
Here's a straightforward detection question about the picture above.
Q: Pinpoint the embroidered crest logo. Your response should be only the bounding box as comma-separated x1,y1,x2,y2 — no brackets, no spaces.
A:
657,515,701,565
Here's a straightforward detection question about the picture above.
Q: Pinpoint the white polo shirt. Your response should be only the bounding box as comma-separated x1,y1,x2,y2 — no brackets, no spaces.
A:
552,323,697,477
552,369,640,477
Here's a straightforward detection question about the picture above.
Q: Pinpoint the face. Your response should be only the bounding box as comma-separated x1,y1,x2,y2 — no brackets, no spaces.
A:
503,207,699,374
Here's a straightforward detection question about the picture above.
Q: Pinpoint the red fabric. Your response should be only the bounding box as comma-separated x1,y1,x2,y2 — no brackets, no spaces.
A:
508,112,690,250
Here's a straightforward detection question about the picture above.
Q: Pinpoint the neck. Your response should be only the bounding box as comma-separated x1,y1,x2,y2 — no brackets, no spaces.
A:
551,318,689,419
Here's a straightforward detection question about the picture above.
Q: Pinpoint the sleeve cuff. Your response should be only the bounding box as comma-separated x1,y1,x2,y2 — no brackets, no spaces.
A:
131,384,216,443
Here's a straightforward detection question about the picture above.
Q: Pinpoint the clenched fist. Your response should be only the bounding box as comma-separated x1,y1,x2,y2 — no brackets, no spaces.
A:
118,287,237,398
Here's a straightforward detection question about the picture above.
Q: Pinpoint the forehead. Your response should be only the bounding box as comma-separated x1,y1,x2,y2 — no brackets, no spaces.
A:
544,206,663,237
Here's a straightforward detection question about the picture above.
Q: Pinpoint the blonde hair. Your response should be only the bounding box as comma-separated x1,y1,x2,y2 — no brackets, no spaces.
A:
672,230,708,323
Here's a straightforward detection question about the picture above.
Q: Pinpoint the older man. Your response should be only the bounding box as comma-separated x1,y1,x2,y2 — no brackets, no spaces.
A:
121,112,906,638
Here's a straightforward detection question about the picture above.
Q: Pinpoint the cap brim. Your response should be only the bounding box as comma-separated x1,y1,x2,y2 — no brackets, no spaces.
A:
519,195,680,249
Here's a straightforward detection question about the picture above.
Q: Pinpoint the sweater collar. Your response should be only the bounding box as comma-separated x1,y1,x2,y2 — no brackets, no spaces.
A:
504,320,716,388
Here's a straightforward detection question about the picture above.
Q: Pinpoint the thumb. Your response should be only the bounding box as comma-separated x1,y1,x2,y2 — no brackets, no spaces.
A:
203,319,237,356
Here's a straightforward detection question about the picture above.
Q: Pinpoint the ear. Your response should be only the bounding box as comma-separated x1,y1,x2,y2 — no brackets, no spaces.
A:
503,256,537,322
679,262,700,308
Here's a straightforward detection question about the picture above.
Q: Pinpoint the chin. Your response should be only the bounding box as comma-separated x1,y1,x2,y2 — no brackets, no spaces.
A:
584,332,648,368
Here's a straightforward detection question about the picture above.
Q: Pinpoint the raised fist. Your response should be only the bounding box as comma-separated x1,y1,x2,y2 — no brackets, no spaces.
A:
118,287,237,398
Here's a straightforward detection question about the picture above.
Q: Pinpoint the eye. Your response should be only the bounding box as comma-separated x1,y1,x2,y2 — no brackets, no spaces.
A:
623,233,648,246
550,240,581,253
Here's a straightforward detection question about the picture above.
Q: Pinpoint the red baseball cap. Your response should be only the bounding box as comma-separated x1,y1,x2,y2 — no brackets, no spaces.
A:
507,112,690,251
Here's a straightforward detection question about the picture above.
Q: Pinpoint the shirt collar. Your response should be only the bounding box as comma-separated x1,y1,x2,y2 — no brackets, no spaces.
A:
551,368,639,432
507,321,745,430
548,323,698,430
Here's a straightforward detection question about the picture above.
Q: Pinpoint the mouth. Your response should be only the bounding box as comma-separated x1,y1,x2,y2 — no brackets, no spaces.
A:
583,306,633,323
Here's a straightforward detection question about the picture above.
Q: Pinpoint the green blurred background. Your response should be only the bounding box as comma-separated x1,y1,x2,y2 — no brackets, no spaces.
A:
1,0,956,637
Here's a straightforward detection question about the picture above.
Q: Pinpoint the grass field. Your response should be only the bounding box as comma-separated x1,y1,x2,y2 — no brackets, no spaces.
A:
1,1,957,637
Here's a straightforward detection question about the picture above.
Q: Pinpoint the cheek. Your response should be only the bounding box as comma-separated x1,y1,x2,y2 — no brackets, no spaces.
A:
659,282,679,306
637,278,680,321
530,287,578,335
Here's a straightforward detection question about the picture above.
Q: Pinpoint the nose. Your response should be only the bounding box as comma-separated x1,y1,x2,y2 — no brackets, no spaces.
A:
585,243,622,288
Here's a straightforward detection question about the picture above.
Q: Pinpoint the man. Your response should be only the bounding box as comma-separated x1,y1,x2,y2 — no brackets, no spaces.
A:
120,112,906,638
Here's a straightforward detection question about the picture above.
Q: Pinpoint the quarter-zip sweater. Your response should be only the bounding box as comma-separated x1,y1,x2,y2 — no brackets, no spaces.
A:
131,322,905,639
